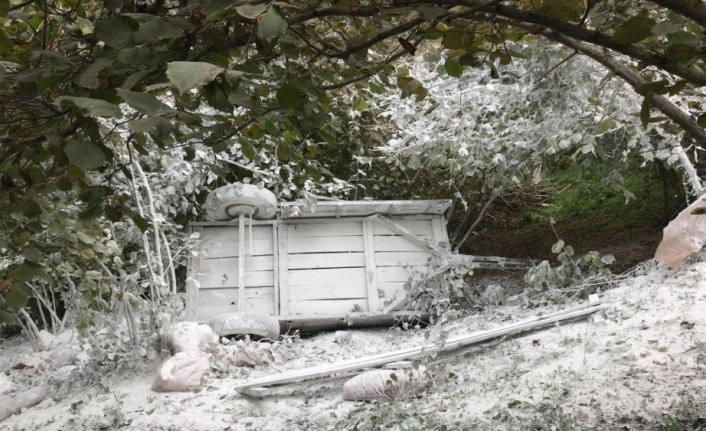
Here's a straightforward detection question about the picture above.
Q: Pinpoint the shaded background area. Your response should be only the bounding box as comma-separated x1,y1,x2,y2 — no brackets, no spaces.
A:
462,163,681,273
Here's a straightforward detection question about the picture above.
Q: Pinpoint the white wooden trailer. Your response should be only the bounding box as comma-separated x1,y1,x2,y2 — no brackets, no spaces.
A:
186,200,451,332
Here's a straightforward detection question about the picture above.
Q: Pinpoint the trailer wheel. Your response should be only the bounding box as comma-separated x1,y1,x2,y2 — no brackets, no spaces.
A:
204,183,277,221
207,312,281,340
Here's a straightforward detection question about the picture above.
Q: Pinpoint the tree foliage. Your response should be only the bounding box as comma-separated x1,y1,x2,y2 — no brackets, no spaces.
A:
1,0,706,333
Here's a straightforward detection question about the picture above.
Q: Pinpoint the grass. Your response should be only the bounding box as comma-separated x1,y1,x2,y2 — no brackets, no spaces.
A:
523,162,663,229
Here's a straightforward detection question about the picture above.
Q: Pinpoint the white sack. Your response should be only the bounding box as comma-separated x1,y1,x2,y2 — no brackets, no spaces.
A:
334,331,352,345
45,344,80,367
36,330,58,351
152,352,210,392
0,374,14,395
160,322,218,355
655,195,706,268
343,369,411,401
0,385,48,421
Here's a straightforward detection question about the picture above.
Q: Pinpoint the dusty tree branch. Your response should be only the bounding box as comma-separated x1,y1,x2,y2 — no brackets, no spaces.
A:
545,30,706,146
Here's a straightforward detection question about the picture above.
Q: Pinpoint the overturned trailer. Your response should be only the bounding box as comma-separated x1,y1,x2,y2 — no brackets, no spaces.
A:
186,184,530,334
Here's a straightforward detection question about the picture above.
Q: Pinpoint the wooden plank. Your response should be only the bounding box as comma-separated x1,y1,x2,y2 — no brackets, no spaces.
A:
200,225,274,241
200,238,274,258
197,291,273,322
431,217,448,245
278,222,289,315
185,226,202,321
287,222,362,238
288,267,366,288
190,220,277,227
280,200,452,219
199,286,274,301
363,220,379,312
372,219,434,239
368,215,446,257
200,255,274,272
234,302,606,394
375,251,431,267
378,281,406,303
266,215,437,225
377,266,426,283
287,236,364,254
288,298,369,315
288,281,367,301
197,268,275,289
288,252,365,269
197,289,274,320
373,236,427,252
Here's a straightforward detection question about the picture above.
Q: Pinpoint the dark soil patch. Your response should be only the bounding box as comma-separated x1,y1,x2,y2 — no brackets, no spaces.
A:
463,218,662,273
461,163,671,274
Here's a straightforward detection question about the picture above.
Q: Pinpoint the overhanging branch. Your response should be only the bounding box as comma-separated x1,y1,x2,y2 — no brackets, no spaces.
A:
545,30,706,145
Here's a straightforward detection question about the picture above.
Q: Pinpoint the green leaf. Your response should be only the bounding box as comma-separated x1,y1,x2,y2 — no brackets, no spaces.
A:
55,96,122,118
610,10,656,44
10,264,36,282
16,231,31,247
77,57,112,89
56,177,73,191
636,79,669,96
445,59,462,77
236,4,268,19
442,29,474,50
64,139,106,170
95,18,134,48
116,88,167,114
698,114,706,128
121,69,152,90
0,310,18,326
79,204,103,220
4,284,30,310
166,61,224,94
277,142,290,161
417,5,447,21
26,166,45,185
257,6,287,43
104,205,122,222
640,94,653,126
241,141,256,160
131,213,149,232
128,116,171,136
79,186,109,205
21,246,43,263
0,29,12,53
0,0,9,15
118,47,160,67
276,84,301,109
134,18,184,44
203,0,231,15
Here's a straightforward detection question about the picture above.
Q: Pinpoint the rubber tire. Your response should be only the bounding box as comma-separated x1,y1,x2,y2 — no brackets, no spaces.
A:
207,312,281,340
204,183,277,221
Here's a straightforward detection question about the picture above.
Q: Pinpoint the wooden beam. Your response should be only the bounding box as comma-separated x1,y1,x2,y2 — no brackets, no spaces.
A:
185,226,203,321
235,301,606,395
363,220,379,312
272,223,280,315
366,214,447,258
278,223,290,315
